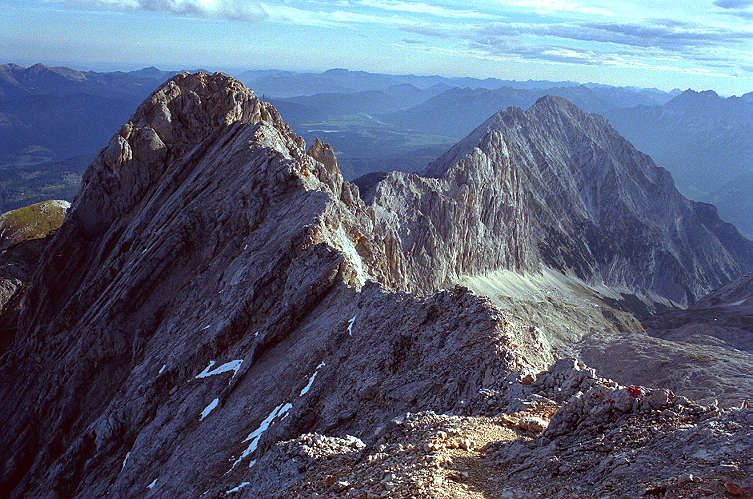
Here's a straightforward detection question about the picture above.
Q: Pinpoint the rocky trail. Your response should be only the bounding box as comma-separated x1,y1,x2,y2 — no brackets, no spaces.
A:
224,360,752,498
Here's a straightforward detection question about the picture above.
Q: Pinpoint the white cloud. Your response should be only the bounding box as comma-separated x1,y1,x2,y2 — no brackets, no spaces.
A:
496,0,614,17
358,0,497,19
66,0,267,21
258,1,465,29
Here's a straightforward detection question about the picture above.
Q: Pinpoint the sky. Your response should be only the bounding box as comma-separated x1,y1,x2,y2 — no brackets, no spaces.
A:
3,0,753,94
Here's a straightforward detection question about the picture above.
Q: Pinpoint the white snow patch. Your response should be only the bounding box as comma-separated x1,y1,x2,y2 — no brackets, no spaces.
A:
147,479,157,489
121,451,130,471
158,364,166,375
50,200,71,210
200,398,219,421
347,315,356,336
226,482,251,494
300,362,325,396
227,363,330,471
231,402,292,470
196,360,243,379
201,325,211,331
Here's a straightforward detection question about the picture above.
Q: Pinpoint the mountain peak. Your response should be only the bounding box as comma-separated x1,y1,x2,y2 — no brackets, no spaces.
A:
531,94,579,111
419,97,753,304
4,69,753,498
425,95,599,178
127,71,264,150
526,94,591,122
72,71,313,236
670,88,720,105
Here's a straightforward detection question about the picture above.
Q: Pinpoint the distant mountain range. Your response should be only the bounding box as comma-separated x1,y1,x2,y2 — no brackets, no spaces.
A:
1,63,751,238
378,84,675,138
239,67,583,97
0,64,177,211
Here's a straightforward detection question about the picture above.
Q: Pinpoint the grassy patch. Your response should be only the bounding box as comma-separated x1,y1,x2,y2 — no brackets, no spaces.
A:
0,200,69,245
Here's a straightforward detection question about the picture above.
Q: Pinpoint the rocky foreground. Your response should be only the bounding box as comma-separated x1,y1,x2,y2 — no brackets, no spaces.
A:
0,73,751,497
240,360,752,498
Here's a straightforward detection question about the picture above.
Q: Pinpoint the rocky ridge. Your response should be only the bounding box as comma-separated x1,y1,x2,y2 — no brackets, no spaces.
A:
0,73,751,497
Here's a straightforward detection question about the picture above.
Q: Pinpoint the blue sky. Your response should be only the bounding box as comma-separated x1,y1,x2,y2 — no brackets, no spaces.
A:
3,0,753,94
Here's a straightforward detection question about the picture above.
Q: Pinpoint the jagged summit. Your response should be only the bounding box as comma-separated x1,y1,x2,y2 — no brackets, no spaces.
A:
1,71,547,496
425,94,614,179
531,94,579,111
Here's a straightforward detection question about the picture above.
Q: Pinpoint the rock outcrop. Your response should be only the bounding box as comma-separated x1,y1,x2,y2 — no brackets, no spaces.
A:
1,73,751,498
0,200,69,349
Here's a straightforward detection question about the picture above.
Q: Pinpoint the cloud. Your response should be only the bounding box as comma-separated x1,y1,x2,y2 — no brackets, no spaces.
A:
475,19,753,53
500,0,613,17
714,0,753,8
401,24,455,38
719,9,753,19
68,0,267,21
469,36,608,66
358,0,496,19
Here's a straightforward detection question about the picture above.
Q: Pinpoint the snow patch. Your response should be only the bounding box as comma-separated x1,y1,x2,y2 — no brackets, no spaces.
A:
158,364,166,375
121,451,130,471
200,398,219,421
727,298,748,307
231,402,292,470
147,479,157,489
347,315,356,336
196,360,243,379
228,363,327,471
50,200,71,210
300,362,326,396
226,482,251,494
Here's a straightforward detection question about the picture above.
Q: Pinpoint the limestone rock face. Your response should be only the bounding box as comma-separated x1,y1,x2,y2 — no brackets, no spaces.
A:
1,74,751,498
370,96,753,305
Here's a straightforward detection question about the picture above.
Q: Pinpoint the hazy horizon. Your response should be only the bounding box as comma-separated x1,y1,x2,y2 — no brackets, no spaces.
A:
4,1,753,95
5,59,752,98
